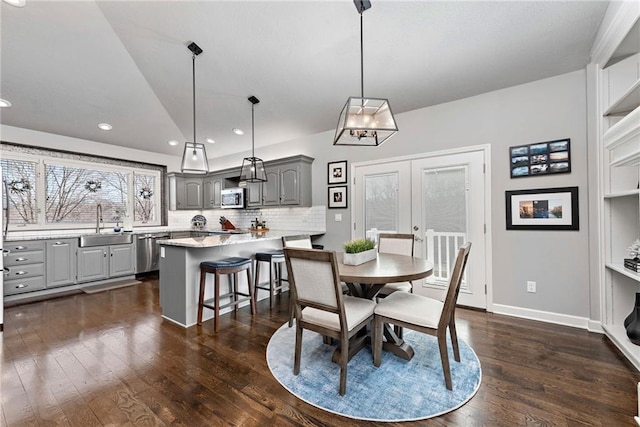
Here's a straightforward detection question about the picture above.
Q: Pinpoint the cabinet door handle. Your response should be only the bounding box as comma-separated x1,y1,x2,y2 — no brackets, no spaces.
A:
104,252,107,257
15,284,28,289
15,257,28,262
53,242,65,246
14,246,26,250
15,271,28,276
3,249,10,256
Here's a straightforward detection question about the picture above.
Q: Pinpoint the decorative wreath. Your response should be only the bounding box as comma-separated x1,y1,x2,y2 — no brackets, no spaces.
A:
139,187,153,199
8,178,32,194
84,180,102,192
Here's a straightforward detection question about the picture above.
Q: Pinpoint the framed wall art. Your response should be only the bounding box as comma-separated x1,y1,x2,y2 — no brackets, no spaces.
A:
505,186,579,230
509,138,571,178
328,185,348,209
328,160,348,185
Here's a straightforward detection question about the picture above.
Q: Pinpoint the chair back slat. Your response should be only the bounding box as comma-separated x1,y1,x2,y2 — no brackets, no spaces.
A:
438,242,471,330
282,234,313,249
378,233,414,257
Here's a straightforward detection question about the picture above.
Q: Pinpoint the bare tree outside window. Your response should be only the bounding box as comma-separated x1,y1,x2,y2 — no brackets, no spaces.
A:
134,173,155,223
1,158,38,225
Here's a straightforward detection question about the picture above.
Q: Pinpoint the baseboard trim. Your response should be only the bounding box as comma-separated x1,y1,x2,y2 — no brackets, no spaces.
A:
493,304,602,333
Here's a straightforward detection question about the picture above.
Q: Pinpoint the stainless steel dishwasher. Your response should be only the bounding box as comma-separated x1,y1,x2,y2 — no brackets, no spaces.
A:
136,233,170,273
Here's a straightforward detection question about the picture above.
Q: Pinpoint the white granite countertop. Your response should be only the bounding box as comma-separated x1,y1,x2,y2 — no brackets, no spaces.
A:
159,230,322,248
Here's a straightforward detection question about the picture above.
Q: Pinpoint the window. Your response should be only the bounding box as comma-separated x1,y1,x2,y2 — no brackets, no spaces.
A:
364,172,399,233
1,157,38,226
1,146,164,230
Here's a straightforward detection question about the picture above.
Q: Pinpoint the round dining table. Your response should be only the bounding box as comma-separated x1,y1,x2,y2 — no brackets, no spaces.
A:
335,252,434,362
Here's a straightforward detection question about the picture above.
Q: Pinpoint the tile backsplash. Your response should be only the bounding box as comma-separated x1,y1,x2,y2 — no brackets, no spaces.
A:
168,205,326,232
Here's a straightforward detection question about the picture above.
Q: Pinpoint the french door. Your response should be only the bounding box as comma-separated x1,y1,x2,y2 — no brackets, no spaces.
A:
353,148,488,309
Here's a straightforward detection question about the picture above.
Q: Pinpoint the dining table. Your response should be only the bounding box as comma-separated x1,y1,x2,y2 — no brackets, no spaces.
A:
335,252,434,362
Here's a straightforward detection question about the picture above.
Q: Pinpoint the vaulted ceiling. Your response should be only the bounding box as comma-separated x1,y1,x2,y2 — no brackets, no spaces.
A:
0,0,609,158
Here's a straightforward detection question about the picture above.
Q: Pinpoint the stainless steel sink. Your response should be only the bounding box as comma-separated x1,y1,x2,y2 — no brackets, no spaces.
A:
79,233,133,247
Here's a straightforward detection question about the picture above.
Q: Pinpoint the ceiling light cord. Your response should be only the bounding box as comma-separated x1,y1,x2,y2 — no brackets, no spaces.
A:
251,102,255,158
360,11,364,99
192,53,197,155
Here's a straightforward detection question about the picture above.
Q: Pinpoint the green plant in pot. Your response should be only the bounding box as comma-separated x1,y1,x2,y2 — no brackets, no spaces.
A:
343,238,376,266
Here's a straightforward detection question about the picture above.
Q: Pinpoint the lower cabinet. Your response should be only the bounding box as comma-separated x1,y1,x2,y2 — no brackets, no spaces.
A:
3,240,46,296
46,239,77,288
77,243,135,283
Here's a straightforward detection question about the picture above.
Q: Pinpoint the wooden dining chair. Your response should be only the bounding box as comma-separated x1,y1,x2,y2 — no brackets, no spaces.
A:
284,247,376,396
372,242,471,390
377,233,415,296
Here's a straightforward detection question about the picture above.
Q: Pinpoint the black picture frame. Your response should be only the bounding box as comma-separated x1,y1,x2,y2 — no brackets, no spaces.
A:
509,138,571,178
328,160,348,185
506,186,579,230
328,185,348,209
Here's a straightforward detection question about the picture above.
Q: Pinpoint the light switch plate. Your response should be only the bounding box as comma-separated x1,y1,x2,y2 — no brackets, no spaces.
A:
335,214,342,222
160,247,165,258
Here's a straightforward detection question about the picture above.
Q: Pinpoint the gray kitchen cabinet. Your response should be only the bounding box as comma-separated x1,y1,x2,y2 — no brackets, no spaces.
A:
262,156,313,207
77,246,109,282
245,180,263,208
77,243,135,283
203,174,224,209
109,244,135,276
46,239,77,288
3,240,46,296
176,176,203,209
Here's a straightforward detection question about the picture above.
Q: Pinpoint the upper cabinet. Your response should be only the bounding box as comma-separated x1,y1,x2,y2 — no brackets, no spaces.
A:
169,155,313,210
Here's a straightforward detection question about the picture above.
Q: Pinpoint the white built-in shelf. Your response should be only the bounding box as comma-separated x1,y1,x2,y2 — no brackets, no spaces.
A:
606,262,640,282
605,106,640,167
605,189,640,199
602,324,640,372
604,79,640,116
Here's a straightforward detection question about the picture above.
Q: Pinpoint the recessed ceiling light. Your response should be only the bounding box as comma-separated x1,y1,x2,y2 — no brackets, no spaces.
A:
168,140,179,146
97,123,112,131
205,138,215,144
0,98,12,108
3,0,26,7
233,128,244,135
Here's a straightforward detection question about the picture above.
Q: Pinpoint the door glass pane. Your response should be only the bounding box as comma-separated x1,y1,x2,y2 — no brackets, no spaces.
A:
364,172,398,239
423,167,467,281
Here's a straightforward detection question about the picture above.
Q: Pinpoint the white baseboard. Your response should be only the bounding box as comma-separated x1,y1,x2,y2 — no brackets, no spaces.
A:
493,304,602,333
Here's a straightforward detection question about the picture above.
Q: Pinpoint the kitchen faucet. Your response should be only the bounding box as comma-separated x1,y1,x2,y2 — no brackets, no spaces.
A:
96,203,103,233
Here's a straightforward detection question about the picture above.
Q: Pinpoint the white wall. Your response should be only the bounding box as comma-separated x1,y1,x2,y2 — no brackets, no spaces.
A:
0,69,594,324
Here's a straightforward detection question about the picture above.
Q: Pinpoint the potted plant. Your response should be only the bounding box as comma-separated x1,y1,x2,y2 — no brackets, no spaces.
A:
343,238,377,266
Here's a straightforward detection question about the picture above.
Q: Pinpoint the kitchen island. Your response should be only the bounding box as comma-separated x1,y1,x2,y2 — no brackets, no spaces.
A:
158,230,322,327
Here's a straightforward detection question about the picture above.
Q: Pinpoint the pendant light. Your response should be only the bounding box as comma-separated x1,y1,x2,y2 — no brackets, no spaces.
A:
239,95,267,183
180,42,209,174
334,0,398,146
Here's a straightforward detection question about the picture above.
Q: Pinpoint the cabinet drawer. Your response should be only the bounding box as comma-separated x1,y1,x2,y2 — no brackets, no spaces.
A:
3,276,46,296
4,250,45,266
5,240,45,253
4,263,44,280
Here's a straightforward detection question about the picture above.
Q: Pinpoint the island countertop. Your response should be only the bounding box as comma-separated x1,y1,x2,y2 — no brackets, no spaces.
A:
158,230,324,248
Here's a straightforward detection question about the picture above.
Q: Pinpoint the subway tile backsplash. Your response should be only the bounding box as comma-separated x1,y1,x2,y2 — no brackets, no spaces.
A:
168,205,326,232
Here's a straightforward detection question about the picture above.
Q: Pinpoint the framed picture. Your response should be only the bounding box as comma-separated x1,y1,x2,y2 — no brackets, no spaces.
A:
328,185,348,209
509,138,571,178
328,160,348,184
506,186,579,230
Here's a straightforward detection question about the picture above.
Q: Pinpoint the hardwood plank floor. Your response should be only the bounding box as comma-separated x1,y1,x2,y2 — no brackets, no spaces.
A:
1,276,639,426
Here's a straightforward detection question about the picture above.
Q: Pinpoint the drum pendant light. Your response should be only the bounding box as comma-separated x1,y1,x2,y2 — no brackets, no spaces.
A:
334,0,398,146
239,96,267,183
181,42,209,174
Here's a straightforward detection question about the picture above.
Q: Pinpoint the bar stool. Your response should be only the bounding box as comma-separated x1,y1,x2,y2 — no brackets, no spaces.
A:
197,257,255,332
254,250,287,309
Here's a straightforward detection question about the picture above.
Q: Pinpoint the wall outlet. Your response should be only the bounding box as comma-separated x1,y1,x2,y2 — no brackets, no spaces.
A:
527,280,536,293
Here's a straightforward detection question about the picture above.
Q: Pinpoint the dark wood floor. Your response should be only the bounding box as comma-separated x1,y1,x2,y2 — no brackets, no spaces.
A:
1,276,639,426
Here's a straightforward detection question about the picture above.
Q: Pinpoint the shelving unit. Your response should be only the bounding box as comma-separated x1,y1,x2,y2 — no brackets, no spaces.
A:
597,11,640,377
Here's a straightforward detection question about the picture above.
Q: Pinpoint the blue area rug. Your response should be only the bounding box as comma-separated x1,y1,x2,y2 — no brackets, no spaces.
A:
266,323,481,422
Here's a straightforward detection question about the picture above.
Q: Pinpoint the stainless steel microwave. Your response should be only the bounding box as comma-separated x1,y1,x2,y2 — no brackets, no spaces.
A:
221,187,245,209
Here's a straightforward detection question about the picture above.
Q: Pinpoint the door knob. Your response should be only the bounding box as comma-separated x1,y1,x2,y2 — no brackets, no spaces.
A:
413,226,419,231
